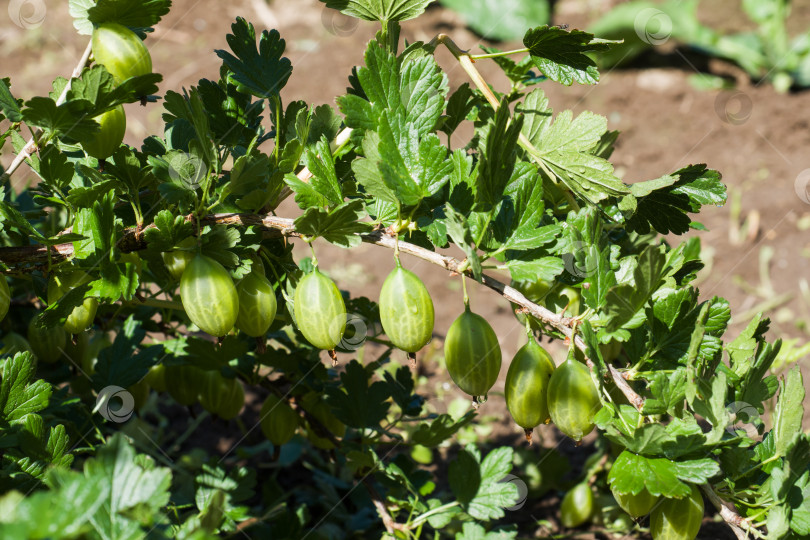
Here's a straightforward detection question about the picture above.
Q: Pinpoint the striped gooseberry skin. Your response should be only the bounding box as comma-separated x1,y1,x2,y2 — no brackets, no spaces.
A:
199,372,244,420
162,237,196,280
27,318,67,364
92,23,152,84
144,364,167,393
650,484,704,540
547,356,600,441
560,482,595,528
179,255,239,337
259,394,299,446
504,339,555,429
47,271,98,334
612,486,660,518
293,269,346,350
445,308,502,398
81,105,126,160
165,364,205,406
379,265,434,353
235,269,277,337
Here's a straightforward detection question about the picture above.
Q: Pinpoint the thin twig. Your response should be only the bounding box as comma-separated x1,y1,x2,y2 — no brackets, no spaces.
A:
701,484,764,540
273,127,353,208
363,479,408,534
1,39,94,183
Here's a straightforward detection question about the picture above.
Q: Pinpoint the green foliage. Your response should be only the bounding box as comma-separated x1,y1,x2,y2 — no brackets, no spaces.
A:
590,0,810,92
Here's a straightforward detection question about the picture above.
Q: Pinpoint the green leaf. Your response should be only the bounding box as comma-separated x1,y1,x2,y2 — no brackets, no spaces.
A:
443,204,483,280
607,450,719,498
625,165,727,235
383,366,423,416
142,210,194,252
375,112,452,207
692,372,729,444
440,0,549,41
519,92,627,205
302,136,343,207
326,360,390,428
503,256,564,283
449,445,518,520
197,78,264,147
0,469,109,538
21,97,99,143
0,79,22,123
644,369,688,416
294,200,369,248
440,83,476,136
84,434,172,538
476,100,522,210
105,146,158,195
71,0,171,34
67,65,157,112
455,522,518,540
338,42,447,137
224,151,271,200
523,25,614,85
581,245,616,309
604,245,666,331
66,178,118,209
28,144,75,191
411,412,475,447
774,366,805,458
93,317,162,390
35,284,93,330
0,352,51,423
215,18,292,100
0,201,48,244
319,0,433,22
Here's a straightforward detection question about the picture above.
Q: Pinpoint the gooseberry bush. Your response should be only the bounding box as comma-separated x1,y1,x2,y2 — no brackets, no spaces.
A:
0,0,806,538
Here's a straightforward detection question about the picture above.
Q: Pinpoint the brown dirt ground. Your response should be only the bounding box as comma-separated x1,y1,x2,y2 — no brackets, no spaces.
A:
3,0,810,538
